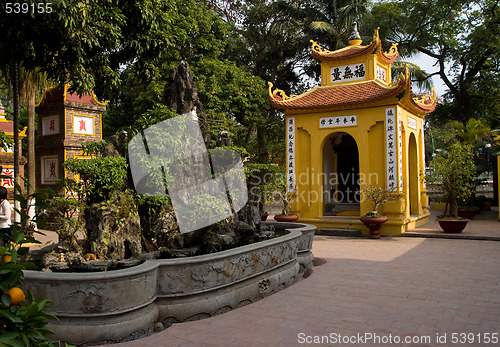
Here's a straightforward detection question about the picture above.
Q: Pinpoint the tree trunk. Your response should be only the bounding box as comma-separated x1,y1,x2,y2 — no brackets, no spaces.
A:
27,83,37,230
257,125,268,163
244,124,256,147
449,193,458,219
457,81,471,124
27,84,36,195
493,156,498,209
12,62,20,224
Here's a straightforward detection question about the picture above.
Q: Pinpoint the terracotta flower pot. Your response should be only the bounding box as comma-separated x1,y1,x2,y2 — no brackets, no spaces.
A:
482,202,492,211
359,216,388,239
274,214,299,222
457,209,477,220
437,218,469,233
260,214,269,221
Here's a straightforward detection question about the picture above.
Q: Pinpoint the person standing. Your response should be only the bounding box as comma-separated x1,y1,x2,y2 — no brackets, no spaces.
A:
0,186,12,236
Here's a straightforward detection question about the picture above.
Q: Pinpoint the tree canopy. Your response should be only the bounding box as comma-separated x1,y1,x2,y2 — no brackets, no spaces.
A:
1,0,499,167
369,0,500,126
0,0,176,94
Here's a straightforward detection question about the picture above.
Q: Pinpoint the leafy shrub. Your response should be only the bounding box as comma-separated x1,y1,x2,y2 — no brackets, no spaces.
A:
80,140,110,156
47,179,86,253
179,194,229,231
0,177,63,346
426,142,475,218
64,157,128,203
245,163,285,213
136,195,171,246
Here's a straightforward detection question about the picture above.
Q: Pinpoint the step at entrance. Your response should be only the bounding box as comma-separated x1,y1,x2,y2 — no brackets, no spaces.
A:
316,228,362,237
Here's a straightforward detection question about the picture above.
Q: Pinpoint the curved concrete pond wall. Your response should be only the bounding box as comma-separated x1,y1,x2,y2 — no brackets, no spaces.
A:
23,223,315,345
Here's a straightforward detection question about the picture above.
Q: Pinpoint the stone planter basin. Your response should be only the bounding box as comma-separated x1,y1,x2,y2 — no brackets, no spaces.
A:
23,223,315,345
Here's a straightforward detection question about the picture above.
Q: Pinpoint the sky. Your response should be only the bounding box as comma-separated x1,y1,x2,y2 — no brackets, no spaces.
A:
407,53,449,98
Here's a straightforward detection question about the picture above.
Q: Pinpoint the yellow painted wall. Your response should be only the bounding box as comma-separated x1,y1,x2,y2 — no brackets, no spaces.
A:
320,48,392,86
396,107,429,218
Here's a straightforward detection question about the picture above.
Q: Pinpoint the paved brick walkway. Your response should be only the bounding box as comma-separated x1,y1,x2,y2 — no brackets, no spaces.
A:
114,235,500,346
405,209,500,240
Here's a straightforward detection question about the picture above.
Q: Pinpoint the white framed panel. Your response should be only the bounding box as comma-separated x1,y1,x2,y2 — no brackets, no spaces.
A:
41,156,59,185
287,117,295,193
385,107,398,190
408,117,417,130
376,65,387,82
1,167,14,188
398,110,403,191
73,114,95,135
42,115,60,135
331,63,366,83
320,115,357,128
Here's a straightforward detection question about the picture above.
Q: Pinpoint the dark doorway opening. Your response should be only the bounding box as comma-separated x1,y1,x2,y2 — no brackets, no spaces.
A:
323,132,360,216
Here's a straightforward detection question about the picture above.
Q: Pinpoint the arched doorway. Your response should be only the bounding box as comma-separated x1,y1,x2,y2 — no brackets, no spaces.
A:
323,132,360,216
408,133,419,215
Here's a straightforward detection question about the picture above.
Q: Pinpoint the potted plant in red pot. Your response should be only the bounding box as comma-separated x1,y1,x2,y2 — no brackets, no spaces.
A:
426,142,476,233
274,188,299,222
457,205,479,219
359,185,404,239
245,163,283,222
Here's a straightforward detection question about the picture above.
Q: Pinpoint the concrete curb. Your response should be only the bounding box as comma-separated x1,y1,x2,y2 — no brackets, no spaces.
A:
399,232,500,241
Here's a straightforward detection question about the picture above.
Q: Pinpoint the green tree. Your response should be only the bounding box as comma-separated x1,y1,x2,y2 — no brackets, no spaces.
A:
204,0,312,162
370,0,500,124
0,0,178,213
427,142,476,218
448,118,492,148
391,61,434,92
0,0,176,94
104,0,235,135
191,58,269,148
278,0,370,50
0,180,60,346
108,0,289,162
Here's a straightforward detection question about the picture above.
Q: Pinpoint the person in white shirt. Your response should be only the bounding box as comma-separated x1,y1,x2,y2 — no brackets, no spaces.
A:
0,186,12,236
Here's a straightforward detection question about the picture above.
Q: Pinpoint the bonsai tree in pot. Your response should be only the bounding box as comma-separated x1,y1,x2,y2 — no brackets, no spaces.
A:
359,184,404,239
457,197,480,219
245,163,284,221
426,142,476,233
273,187,299,222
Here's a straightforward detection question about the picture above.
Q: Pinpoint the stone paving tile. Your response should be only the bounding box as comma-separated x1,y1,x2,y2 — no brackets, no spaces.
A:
176,342,213,347
112,236,500,347
404,209,500,240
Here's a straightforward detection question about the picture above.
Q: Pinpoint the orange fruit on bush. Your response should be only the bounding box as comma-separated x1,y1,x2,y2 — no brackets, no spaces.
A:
1,255,12,264
6,287,25,306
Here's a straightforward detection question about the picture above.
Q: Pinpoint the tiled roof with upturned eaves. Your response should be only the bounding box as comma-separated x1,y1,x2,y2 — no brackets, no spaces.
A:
268,79,407,111
310,29,399,64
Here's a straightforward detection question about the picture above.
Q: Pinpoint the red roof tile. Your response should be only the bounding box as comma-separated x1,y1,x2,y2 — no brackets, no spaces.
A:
269,80,406,111
0,122,13,133
310,33,399,64
311,40,378,63
39,86,65,105
36,85,106,109
66,89,99,105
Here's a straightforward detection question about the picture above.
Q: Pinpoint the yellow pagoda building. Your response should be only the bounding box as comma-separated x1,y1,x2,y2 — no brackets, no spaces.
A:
268,27,437,235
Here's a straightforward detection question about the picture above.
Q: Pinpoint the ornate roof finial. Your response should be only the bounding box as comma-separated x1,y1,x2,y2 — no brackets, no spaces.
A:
348,22,363,46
